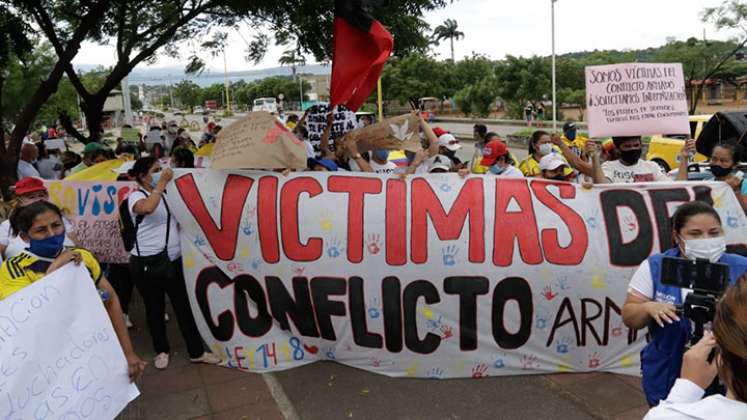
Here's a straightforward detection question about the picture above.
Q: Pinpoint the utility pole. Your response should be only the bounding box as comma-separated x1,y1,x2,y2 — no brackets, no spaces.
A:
551,0,558,132
223,48,231,114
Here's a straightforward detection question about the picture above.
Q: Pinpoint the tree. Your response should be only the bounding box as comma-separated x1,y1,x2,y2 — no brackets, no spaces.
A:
432,19,464,62
454,76,497,118
279,47,306,80
173,80,201,113
495,56,551,119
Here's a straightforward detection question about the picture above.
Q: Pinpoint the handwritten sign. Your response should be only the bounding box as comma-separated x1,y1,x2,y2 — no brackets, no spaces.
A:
303,103,358,156
46,180,137,264
120,128,140,143
585,63,689,138
210,112,306,170
341,114,423,154
0,264,140,419
168,170,747,377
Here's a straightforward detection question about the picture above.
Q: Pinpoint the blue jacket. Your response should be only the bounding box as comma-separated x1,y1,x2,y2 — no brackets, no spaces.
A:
641,248,747,406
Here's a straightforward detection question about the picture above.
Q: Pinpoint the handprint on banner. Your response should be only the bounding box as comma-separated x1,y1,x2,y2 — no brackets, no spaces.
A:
323,347,336,360
557,356,574,373
588,352,601,369
425,315,443,332
439,183,452,193
555,336,573,354
555,276,571,291
227,262,244,273
420,306,435,320
726,209,745,229
427,367,445,378
520,354,540,370
327,238,344,258
454,360,466,375
319,212,334,232
442,245,459,266
535,308,551,331
405,361,419,377
251,258,262,270
471,363,489,379
620,354,635,368
193,235,207,247
245,205,257,220
493,354,506,369
623,214,638,233
541,285,558,301
713,191,725,209
291,266,306,277
440,324,453,340
367,297,381,319
611,322,625,338
240,247,250,258
585,209,600,230
242,223,255,236
366,233,381,255
591,271,606,289
183,254,195,269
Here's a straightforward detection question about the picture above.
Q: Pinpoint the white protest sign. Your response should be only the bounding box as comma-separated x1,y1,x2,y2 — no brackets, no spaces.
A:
0,264,139,419
167,171,747,378
303,103,358,156
44,138,66,151
586,63,690,138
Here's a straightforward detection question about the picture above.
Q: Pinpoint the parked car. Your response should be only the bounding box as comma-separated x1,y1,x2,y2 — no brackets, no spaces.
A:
252,97,278,114
645,114,711,172
193,106,204,114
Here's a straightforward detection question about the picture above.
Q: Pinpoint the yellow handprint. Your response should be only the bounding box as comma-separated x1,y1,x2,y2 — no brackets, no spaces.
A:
620,355,635,368
320,213,333,232
240,246,250,258
591,271,606,289
183,254,195,269
405,361,419,377
418,306,434,320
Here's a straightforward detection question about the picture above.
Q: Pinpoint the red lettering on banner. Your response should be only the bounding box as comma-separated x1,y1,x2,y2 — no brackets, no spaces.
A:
386,179,407,265
116,186,132,204
175,174,253,260
280,177,323,261
258,176,280,263
411,178,485,264
328,176,383,263
493,179,542,266
531,181,588,265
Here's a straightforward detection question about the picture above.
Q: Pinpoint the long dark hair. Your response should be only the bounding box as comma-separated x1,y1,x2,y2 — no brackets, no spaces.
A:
671,201,722,234
128,156,157,185
528,130,549,155
11,200,63,236
714,277,747,402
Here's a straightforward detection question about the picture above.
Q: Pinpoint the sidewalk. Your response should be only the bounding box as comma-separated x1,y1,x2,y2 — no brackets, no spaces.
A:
121,294,648,420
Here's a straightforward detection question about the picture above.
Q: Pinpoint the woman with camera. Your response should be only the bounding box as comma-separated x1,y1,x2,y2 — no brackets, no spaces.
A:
622,201,747,407
644,278,747,418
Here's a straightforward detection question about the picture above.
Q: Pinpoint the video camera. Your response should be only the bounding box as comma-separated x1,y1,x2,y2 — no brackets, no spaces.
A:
661,256,730,346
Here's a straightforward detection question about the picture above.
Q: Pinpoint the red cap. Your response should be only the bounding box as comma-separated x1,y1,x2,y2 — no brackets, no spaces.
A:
432,127,448,138
15,177,46,196
480,139,508,166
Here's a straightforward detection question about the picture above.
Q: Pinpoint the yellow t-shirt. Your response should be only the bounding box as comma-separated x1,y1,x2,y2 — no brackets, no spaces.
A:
0,248,102,300
561,135,588,158
518,148,574,177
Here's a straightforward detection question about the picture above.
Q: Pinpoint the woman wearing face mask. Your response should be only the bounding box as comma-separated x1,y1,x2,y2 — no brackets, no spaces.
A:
518,130,573,178
677,141,747,214
0,200,146,382
622,201,747,407
127,157,220,370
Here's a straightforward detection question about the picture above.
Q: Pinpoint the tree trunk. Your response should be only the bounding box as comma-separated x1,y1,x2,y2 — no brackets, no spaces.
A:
81,94,107,143
450,38,454,62
58,111,88,143
0,154,16,202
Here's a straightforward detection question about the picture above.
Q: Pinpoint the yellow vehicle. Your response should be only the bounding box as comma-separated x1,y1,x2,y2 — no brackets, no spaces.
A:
645,115,711,172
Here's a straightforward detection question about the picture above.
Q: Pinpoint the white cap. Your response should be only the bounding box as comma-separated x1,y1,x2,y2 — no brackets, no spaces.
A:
428,154,453,172
539,153,567,171
437,133,462,151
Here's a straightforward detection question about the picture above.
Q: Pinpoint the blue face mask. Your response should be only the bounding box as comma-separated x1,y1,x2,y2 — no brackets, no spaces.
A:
566,130,577,141
28,232,66,258
489,164,507,175
373,150,390,162
150,171,162,188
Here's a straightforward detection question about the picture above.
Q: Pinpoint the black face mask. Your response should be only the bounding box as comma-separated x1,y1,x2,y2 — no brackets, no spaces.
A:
710,164,733,178
620,148,642,165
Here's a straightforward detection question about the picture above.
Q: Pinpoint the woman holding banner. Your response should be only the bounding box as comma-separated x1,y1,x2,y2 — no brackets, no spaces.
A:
0,200,146,381
622,201,747,407
127,157,220,370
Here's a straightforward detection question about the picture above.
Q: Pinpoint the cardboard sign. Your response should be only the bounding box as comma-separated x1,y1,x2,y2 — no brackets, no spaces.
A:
45,180,138,264
0,264,140,419
167,170,747,377
303,103,358,156
210,112,306,170
121,127,141,143
340,114,423,154
585,63,690,138
44,138,66,151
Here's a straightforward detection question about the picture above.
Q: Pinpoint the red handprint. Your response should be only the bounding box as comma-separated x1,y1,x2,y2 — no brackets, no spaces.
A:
588,352,601,369
471,363,488,379
541,285,557,301
520,354,539,370
292,266,306,276
440,324,453,340
611,324,624,337
366,233,381,255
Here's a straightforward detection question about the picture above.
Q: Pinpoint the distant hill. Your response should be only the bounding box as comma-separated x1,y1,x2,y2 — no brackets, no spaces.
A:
74,63,331,87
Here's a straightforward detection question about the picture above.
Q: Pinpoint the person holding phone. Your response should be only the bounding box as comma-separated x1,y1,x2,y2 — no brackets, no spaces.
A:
622,201,747,406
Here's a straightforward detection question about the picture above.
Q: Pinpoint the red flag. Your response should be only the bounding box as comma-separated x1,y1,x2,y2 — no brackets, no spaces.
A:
330,1,393,112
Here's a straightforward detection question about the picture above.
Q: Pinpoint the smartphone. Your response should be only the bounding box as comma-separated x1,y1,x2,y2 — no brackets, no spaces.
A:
661,256,730,293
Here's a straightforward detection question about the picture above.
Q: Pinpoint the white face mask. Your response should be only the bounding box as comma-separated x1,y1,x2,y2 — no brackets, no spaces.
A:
681,236,726,263
538,143,553,156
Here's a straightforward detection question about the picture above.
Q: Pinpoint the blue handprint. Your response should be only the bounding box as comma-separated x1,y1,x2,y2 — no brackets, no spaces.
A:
439,183,452,192
494,358,505,369
324,347,336,360
585,209,600,229
193,235,207,247
556,336,572,354
727,210,740,229
367,297,381,319
556,276,571,291
535,308,551,331
442,245,458,266
327,238,343,258
251,258,262,270
426,315,443,332
242,224,255,236
427,367,445,378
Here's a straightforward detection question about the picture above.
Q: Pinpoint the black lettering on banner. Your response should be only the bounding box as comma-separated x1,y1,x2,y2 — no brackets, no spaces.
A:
195,266,235,341
604,297,623,346
310,277,347,341
382,276,403,352
234,274,273,337
648,189,690,252
600,189,653,266
403,280,441,354
693,185,713,206
491,277,533,349
444,276,489,351
580,299,603,346
348,277,383,349
546,297,581,347
265,276,320,338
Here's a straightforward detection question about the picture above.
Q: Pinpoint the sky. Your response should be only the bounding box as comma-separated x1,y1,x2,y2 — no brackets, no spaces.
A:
72,0,742,73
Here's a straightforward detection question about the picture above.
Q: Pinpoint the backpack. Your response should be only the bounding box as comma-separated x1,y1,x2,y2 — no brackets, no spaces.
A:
118,191,145,253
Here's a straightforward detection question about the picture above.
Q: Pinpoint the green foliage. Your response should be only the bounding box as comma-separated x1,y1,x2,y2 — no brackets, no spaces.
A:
173,80,201,112
453,76,497,117
495,55,550,113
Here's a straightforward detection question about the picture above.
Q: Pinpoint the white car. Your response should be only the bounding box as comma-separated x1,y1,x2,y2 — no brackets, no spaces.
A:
252,97,278,114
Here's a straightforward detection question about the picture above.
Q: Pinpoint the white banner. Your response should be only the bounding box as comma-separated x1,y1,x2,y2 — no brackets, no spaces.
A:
0,264,139,419
167,171,747,378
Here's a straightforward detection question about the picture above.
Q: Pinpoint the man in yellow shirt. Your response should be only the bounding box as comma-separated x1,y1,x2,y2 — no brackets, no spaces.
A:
560,122,588,159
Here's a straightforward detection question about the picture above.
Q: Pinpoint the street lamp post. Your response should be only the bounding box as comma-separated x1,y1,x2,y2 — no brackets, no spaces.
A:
551,0,558,132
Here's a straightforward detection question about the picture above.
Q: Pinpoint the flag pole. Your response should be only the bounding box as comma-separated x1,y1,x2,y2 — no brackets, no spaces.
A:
377,77,383,121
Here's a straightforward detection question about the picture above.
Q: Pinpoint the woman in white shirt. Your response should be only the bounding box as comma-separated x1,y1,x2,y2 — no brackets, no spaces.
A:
127,157,220,370
644,279,747,419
